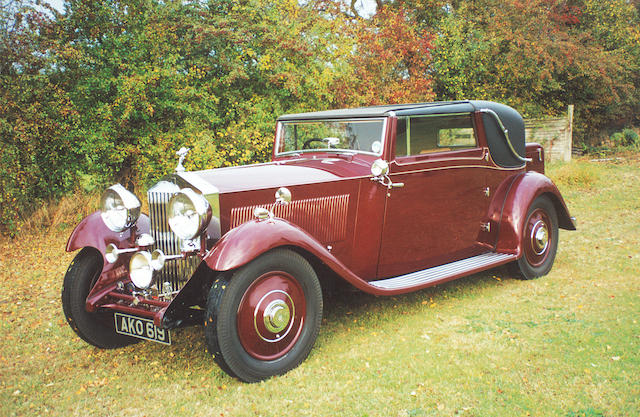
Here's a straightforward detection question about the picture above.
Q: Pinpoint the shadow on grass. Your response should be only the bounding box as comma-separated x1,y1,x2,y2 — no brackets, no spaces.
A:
322,264,518,323
85,264,522,385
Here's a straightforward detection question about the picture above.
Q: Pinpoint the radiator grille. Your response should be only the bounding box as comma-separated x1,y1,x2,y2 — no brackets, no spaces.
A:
230,194,350,243
148,186,200,295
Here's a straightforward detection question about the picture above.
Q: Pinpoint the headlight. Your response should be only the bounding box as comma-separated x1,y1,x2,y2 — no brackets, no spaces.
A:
168,188,211,240
100,184,141,232
129,251,153,289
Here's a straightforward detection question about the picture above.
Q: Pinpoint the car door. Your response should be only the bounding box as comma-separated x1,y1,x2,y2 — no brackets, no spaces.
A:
376,113,493,278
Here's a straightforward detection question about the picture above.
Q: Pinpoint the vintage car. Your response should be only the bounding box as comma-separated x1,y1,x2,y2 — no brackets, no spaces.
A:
62,100,576,382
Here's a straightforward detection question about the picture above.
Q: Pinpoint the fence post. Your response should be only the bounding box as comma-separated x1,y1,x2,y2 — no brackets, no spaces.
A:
565,105,574,162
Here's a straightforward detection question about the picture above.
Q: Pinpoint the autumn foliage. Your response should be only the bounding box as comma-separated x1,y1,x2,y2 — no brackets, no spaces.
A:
1,0,639,234
332,6,435,106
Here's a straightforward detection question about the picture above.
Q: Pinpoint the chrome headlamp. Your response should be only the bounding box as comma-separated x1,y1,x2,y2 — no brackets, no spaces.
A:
167,188,211,240
100,184,141,232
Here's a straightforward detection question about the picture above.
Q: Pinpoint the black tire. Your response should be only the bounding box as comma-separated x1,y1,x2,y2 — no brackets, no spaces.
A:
204,249,323,382
511,196,559,280
62,248,139,348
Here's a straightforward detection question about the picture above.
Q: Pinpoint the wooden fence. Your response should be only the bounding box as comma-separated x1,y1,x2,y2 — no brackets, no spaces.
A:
524,105,574,162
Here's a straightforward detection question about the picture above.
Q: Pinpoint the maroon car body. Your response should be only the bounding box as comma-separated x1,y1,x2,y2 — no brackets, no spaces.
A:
63,101,575,382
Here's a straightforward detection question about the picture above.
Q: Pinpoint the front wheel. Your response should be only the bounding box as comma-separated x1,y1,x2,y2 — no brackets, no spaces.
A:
62,248,139,348
204,249,323,382
511,196,559,280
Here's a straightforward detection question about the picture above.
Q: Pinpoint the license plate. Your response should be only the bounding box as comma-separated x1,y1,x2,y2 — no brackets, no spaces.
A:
114,312,171,345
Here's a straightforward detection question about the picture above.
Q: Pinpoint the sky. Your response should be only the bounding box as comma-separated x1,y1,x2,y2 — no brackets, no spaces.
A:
44,0,63,13
44,0,378,17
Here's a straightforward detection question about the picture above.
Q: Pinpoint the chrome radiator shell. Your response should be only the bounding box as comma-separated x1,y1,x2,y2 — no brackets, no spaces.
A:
147,176,220,296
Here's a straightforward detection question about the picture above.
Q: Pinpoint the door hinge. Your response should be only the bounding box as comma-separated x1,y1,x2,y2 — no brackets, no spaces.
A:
484,187,490,197
481,222,491,232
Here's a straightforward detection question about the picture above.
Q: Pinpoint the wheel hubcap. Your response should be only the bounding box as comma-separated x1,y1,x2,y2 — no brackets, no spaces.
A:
237,271,306,360
531,220,549,255
263,299,291,333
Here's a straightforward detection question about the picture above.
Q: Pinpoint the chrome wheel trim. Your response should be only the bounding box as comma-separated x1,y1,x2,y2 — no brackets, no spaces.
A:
531,220,549,255
254,290,295,341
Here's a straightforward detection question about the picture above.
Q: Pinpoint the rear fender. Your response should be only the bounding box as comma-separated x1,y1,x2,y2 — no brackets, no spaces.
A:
204,219,377,294
495,172,576,256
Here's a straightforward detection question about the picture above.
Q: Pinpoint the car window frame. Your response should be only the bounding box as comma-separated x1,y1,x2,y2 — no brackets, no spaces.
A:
394,112,481,165
275,117,388,157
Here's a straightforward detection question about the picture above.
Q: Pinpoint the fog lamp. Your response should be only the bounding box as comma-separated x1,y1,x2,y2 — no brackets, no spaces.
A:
129,251,153,289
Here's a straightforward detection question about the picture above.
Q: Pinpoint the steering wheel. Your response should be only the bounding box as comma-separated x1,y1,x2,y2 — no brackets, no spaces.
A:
348,136,360,151
302,138,324,149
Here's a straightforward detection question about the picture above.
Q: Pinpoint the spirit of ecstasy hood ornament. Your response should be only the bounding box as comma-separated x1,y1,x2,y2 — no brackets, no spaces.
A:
175,147,190,173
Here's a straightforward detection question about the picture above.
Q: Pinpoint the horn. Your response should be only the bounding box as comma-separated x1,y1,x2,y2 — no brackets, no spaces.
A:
151,249,182,271
105,243,138,264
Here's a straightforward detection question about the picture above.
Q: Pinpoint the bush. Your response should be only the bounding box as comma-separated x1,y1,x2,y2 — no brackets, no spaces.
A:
548,160,603,190
610,128,640,149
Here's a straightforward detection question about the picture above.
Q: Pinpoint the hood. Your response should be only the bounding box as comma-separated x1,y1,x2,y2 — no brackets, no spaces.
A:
178,157,371,194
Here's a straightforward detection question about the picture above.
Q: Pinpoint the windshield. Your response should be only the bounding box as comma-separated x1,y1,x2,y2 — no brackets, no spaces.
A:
276,119,385,155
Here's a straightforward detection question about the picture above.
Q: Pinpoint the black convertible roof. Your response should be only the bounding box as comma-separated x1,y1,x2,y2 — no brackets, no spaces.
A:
278,100,527,168
278,101,475,120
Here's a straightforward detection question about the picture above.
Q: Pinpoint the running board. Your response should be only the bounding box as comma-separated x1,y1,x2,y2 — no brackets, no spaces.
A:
370,252,517,291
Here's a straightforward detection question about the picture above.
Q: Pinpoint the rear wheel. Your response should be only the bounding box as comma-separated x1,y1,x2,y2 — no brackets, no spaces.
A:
62,248,138,348
512,196,559,280
204,249,323,382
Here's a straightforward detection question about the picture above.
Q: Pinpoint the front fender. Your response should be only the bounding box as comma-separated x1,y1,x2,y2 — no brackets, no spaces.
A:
495,172,576,256
66,211,151,312
66,210,150,260
203,218,382,294
205,218,335,271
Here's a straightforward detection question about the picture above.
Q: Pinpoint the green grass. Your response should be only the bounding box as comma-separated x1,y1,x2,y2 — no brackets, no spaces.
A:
1,156,639,416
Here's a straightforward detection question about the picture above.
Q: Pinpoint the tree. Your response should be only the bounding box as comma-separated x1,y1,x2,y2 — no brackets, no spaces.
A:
331,5,435,107
50,0,345,185
423,0,639,143
0,1,80,235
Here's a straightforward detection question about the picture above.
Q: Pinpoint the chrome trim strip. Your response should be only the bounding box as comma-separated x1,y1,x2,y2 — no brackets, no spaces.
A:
391,164,522,177
370,253,517,290
395,150,489,165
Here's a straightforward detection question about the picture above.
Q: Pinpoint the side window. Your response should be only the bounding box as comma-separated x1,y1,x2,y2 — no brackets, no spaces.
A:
395,114,477,157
